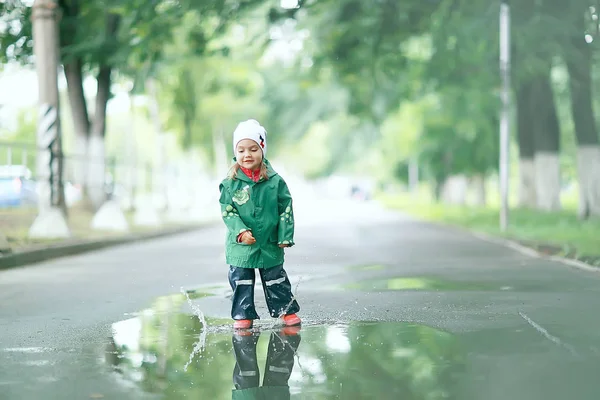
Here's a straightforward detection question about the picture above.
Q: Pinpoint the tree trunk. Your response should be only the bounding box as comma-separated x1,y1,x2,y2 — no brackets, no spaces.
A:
180,68,196,150
565,18,600,218
433,178,444,203
63,58,90,194
87,13,120,211
146,78,167,212
183,114,193,149
441,175,468,205
472,174,487,206
516,81,536,207
87,65,111,210
124,93,137,212
212,126,229,177
408,156,419,192
61,0,91,210
531,72,561,211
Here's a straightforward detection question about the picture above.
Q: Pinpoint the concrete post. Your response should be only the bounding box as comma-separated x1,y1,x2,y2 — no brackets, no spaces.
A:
29,0,70,239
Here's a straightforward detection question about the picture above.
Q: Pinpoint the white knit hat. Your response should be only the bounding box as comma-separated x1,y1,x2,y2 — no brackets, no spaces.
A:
232,119,267,157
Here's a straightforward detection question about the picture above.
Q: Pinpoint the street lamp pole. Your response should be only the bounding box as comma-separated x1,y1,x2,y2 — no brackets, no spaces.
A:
499,0,511,232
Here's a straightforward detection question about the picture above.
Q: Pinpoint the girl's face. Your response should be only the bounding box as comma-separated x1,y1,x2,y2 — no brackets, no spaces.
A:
236,139,263,170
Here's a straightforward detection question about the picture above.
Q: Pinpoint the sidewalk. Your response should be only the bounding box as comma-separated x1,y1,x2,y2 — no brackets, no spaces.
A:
0,223,210,270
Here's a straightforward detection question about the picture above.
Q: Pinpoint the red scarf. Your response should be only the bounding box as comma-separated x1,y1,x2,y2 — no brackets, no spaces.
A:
236,166,260,243
240,166,261,182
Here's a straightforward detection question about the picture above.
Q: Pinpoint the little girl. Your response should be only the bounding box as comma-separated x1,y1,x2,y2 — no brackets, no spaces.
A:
219,119,301,329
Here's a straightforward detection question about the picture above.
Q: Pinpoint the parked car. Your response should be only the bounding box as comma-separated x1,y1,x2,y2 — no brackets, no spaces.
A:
0,165,37,208
350,184,371,201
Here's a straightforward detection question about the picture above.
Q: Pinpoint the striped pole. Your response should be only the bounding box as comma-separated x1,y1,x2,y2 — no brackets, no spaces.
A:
37,103,59,206
32,0,65,212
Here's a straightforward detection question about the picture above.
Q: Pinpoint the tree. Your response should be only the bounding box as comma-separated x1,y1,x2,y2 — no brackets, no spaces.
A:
561,2,600,217
2,0,267,210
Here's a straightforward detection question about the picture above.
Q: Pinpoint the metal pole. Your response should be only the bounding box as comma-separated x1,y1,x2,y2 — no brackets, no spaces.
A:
499,1,511,232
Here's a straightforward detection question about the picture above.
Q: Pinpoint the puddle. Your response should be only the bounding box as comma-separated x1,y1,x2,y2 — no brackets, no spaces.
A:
105,307,465,399
347,264,388,271
340,276,523,292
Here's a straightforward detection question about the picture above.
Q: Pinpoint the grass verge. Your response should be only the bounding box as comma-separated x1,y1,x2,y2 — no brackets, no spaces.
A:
0,205,194,253
380,193,600,267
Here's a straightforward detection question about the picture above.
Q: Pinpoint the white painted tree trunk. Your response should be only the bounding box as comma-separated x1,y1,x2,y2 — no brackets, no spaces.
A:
64,60,90,195
534,151,561,211
518,157,536,207
441,175,468,205
408,157,419,192
576,145,600,217
213,127,229,177
72,133,88,190
472,175,487,206
87,134,106,210
123,95,137,212
91,200,129,232
147,79,167,211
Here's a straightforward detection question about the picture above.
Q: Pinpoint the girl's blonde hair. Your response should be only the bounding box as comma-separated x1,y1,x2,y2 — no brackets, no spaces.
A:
228,161,269,181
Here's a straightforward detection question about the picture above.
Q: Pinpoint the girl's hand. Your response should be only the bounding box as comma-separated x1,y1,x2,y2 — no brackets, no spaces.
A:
278,244,289,248
240,231,256,245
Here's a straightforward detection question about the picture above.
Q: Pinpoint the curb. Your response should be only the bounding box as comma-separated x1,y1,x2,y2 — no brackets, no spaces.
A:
469,231,600,273
0,223,216,271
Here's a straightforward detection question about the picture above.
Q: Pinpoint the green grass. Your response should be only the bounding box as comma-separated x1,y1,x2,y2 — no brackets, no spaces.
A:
380,192,600,266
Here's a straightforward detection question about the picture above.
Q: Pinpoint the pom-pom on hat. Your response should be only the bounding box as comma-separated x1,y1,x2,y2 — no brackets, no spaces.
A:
232,119,267,157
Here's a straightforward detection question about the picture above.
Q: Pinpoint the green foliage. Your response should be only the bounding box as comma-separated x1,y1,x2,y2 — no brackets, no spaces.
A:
0,108,37,172
301,0,439,122
3,0,597,197
0,1,33,65
2,108,36,144
260,65,350,152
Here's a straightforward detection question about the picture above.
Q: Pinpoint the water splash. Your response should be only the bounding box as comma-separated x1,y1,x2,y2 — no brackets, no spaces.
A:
270,276,305,372
181,287,208,371
273,276,303,328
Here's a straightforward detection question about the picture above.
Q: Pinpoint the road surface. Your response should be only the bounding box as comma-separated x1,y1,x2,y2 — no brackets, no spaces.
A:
1,196,600,399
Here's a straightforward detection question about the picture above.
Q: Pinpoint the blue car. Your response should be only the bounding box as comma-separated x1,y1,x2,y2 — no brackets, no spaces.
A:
0,165,37,208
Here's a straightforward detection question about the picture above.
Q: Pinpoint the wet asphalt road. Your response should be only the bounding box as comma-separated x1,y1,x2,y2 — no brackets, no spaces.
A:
1,197,600,399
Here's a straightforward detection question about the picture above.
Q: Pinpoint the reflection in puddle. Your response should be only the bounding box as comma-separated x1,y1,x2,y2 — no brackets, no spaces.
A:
106,301,465,399
231,328,301,399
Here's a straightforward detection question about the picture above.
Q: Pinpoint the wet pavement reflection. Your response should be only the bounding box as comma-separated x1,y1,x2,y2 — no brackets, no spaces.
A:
106,308,464,399
340,272,547,292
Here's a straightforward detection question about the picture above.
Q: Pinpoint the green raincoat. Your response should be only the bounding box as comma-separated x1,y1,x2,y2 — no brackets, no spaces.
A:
219,160,295,269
